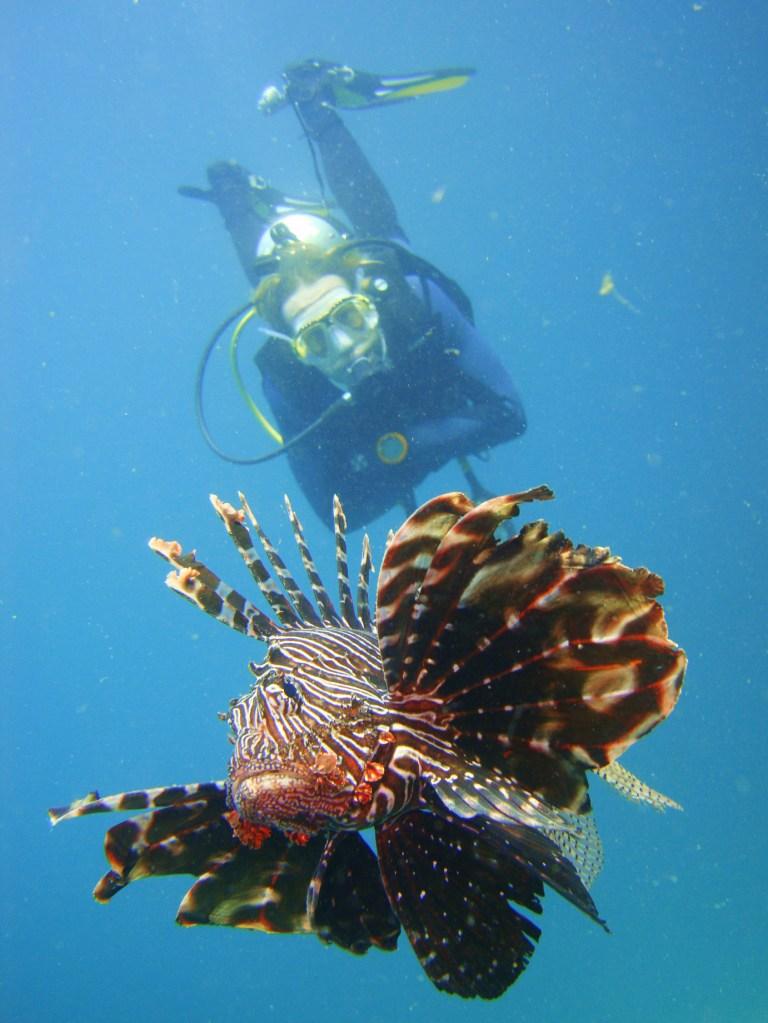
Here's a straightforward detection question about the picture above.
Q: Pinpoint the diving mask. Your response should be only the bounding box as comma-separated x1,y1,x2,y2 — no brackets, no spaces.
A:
292,292,385,388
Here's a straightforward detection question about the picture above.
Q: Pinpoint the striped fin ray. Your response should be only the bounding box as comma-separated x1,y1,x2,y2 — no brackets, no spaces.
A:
333,494,359,627
386,486,554,694
357,534,374,630
48,781,228,826
236,493,320,627
376,492,474,684
148,536,276,639
284,496,341,625
381,489,686,815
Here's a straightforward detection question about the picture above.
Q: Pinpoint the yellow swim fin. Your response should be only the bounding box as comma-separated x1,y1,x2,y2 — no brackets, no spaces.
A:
361,66,476,105
284,60,475,111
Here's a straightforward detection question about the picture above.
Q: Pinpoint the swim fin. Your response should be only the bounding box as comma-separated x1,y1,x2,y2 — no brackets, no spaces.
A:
273,59,475,113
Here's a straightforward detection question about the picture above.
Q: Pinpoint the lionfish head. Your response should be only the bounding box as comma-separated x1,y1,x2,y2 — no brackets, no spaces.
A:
227,627,388,837
152,493,390,840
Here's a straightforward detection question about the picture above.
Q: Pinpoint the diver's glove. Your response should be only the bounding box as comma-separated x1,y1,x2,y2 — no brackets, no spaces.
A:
257,59,475,116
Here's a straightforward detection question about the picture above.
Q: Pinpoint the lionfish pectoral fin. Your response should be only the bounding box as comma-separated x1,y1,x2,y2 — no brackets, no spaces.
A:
428,777,607,919
95,811,236,903
376,809,544,999
378,488,685,813
48,782,232,904
48,791,102,825
596,761,683,812
377,486,553,692
306,832,399,954
477,816,608,930
376,491,476,681
431,765,574,834
177,831,327,933
48,781,229,826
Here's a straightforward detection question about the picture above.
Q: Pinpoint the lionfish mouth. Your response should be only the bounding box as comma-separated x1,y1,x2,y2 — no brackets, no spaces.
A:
230,768,346,835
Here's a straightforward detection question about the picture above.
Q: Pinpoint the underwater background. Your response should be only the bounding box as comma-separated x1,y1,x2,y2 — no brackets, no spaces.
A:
4,2,766,1020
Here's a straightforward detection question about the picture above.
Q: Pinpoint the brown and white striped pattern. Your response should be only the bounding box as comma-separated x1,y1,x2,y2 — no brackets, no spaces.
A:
50,485,687,1002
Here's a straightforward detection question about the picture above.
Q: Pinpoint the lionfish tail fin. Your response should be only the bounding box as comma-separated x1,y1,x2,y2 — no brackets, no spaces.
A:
376,487,685,814
596,761,683,812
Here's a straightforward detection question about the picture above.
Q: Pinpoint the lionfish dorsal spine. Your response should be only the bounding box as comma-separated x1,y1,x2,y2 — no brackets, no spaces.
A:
356,533,374,631
284,495,342,626
332,494,359,628
239,492,326,627
148,536,278,639
208,494,306,628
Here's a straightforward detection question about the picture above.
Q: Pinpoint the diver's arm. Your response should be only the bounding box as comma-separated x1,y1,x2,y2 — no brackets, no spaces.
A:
296,101,407,241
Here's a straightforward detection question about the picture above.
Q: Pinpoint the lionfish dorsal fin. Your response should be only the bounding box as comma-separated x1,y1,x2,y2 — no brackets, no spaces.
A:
149,535,277,639
375,492,474,684
284,496,341,626
235,493,322,627
356,533,374,630
332,495,359,628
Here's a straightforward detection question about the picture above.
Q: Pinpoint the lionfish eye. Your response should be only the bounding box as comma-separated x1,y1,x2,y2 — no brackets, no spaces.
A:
280,676,303,707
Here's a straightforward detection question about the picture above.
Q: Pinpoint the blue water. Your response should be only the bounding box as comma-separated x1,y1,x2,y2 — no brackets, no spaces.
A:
4,3,766,1020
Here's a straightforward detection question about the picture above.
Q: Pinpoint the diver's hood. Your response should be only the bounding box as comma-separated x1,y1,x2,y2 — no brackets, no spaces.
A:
256,213,347,259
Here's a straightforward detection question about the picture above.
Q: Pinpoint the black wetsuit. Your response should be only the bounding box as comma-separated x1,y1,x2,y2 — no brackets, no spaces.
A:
214,102,526,528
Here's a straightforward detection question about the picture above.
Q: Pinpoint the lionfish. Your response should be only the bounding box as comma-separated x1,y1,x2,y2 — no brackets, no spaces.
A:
50,486,685,999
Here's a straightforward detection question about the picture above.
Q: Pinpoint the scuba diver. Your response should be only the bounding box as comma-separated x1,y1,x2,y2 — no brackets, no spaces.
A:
182,60,526,529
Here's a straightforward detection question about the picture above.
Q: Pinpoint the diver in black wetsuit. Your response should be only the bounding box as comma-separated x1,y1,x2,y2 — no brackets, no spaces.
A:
184,60,526,529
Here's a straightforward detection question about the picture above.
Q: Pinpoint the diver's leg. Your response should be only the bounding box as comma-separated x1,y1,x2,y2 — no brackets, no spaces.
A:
457,456,495,504
180,161,271,285
294,99,406,242
207,162,269,284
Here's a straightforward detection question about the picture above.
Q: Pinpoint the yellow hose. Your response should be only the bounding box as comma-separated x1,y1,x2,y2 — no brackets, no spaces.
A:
229,307,284,445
